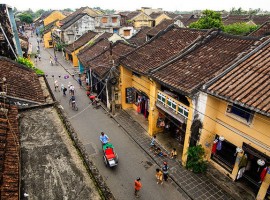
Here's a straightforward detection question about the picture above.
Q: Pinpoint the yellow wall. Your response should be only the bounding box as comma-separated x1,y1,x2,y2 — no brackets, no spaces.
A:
155,14,171,25
133,13,153,28
44,11,66,26
200,94,270,199
44,32,53,48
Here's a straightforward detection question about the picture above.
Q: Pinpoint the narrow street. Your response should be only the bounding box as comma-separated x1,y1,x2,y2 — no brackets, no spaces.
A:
29,34,189,200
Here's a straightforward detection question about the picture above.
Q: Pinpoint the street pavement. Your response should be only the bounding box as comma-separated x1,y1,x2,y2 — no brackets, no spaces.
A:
29,31,240,200
29,34,190,200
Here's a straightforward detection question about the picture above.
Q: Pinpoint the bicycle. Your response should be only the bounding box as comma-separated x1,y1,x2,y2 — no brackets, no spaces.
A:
69,97,78,111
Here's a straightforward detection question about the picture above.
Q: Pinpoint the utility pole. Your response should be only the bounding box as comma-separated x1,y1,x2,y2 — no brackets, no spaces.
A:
109,42,116,115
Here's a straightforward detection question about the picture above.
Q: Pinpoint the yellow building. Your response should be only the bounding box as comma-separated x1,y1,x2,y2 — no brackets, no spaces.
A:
42,20,58,48
149,12,171,26
125,11,154,28
64,31,98,67
202,38,270,200
43,10,66,26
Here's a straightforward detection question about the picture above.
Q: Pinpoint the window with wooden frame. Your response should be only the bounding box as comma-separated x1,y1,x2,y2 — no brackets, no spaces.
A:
102,17,108,23
124,29,131,36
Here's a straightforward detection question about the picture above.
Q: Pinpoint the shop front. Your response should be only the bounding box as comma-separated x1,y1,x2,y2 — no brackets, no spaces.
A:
155,88,190,157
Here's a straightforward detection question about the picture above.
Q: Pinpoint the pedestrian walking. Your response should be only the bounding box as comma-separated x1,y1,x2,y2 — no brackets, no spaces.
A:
150,135,156,151
38,53,41,61
54,56,58,65
63,86,67,96
50,56,53,66
156,168,163,184
78,77,82,88
86,77,89,86
70,85,75,96
134,177,142,198
162,162,169,182
54,80,60,92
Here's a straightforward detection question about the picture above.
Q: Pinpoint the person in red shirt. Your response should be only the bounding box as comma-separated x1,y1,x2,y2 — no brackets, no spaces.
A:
134,177,142,198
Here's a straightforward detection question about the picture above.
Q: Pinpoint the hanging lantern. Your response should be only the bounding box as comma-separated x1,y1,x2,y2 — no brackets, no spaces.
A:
236,147,243,153
219,136,225,141
257,159,265,172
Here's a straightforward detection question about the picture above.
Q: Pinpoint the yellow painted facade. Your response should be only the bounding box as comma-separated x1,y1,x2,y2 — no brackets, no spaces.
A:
132,13,154,28
154,14,171,25
200,94,270,199
43,11,66,26
120,65,195,164
44,31,53,48
65,47,84,67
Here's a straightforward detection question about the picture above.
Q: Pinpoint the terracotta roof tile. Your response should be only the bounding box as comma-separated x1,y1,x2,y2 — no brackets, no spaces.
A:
60,7,88,25
128,27,151,46
65,31,98,54
206,38,270,116
0,57,45,103
249,21,270,37
60,13,88,31
251,15,270,25
0,104,20,200
120,26,207,75
223,15,250,25
126,11,141,20
149,12,163,19
151,31,260,96
147,19,174,36
77,38,111,67
89,42,135,78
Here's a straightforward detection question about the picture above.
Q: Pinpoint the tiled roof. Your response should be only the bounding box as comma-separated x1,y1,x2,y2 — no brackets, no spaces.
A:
0,56,45,103
78,38,111,67
126,11,141,20
249,21,270,37
165,12,180,19
65,31,98,54
0,103,20,200
120,26,207,75
60,13,87,30
128,26,151,46
150,31,261,96
183,16,199,27
147,19,174,36
95,32,113,41
223,15,250,25
251,15,270,25
43,19,58,34
60,7,87,25
89,41,135,78
206,38,270,116
149,12,163,19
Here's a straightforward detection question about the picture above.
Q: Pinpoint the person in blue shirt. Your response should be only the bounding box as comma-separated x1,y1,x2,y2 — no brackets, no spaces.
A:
100,132,110,145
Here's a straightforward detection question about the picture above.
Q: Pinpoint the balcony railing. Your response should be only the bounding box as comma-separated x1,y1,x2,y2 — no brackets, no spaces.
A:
157,90,189,118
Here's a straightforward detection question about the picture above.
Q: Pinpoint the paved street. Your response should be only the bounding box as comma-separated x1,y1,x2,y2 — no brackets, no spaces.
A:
29,35,190,200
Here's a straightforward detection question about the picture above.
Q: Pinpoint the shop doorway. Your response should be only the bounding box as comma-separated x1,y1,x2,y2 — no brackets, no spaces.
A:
156,111,186,159
134,91,149,119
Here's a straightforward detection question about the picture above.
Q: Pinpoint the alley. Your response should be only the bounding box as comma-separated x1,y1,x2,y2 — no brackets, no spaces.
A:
29,34,190,200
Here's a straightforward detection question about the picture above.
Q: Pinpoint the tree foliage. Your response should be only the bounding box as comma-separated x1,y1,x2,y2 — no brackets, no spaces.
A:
186,145,207,173
230,7,261,15
224,23,258,36
18,13,33,24
189,10,224,30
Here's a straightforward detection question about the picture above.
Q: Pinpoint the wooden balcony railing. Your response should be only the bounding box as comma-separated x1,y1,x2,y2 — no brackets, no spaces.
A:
157,90,189,118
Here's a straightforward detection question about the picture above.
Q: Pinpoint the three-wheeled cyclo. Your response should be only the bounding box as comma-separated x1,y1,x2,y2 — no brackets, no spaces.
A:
102,143,118,167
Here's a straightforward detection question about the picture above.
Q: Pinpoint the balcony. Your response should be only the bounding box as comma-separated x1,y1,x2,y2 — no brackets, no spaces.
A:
156,90,189,123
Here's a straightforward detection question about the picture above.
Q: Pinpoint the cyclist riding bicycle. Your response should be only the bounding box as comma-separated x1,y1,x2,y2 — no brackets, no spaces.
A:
69,95,76,109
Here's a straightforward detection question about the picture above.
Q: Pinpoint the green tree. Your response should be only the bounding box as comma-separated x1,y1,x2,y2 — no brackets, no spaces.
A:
35,9,45,17
186,145,207,173
224,23,258,36
62,8,73,12
189,10,224,30
18,13,33,24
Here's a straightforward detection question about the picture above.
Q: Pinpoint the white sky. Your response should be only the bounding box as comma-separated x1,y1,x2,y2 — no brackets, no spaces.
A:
1,0,270,12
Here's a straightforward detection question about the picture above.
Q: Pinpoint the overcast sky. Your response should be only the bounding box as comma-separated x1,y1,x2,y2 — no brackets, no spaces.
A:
2,0,270,12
